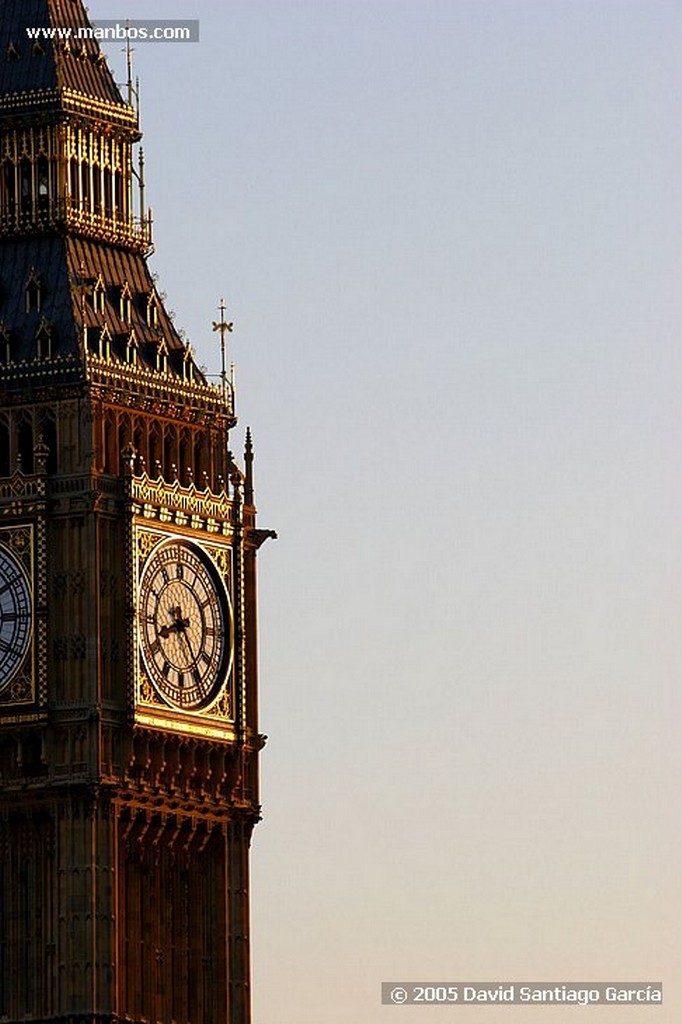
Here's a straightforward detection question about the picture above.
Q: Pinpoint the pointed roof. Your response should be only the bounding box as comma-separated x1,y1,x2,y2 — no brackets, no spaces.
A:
0,0,136,127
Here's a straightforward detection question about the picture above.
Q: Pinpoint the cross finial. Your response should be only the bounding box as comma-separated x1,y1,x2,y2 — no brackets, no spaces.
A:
212,298,234,398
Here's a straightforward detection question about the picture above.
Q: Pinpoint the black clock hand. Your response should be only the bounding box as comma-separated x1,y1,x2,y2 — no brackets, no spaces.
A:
159,606,190,638
164,604,200,671
177,624,198,666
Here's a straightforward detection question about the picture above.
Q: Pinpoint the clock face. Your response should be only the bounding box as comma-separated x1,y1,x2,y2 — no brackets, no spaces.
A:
138,539,230,710
0,544,32,692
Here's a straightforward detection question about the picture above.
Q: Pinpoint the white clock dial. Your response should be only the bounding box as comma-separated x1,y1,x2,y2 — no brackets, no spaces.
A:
138,539,230,710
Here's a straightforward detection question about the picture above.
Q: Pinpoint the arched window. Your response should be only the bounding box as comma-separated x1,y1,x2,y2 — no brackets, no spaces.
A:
2,162,16,219
25,269,42,313
117,419,131,475
148,428,161,479
37,156,49,213
120,283,132,322
163,432,174,482
92,167,101,214
41,417,58,474
91,276,106,315
126,330,138,364
0,420,10,477
103,416,118,474
114,170,124,218
35,318,52,360
156,339,168,374
103,168,112,217
70,158,80,206
17,418,34,473
195,436,208,490
146,292,159,327
183,346,194,381
81,163,90,211
133,424,145,473
19,158,32,215
179,435,190,486
94,324,110,359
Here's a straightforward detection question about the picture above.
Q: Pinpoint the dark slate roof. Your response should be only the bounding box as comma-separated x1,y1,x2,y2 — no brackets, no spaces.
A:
0,235,77,362
0,0,126,110
0,235,194,374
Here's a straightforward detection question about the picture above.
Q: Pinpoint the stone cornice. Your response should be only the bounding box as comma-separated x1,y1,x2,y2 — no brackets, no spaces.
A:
0,353,84,391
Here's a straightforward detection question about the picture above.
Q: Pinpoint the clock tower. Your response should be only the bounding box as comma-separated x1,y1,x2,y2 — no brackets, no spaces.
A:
0,3,272,1022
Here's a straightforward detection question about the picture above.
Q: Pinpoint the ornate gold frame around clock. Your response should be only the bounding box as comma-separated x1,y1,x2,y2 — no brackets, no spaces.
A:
132,521,237,740
0,522,39,711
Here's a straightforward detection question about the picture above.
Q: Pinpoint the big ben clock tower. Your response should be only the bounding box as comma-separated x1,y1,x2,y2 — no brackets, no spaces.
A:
0,3,273,1022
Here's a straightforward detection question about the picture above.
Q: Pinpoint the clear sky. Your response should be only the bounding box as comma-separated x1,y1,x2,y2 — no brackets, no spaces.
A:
97,2,681,1021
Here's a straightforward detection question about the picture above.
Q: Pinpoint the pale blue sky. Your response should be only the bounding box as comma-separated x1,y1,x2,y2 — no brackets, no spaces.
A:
98,2,681,1020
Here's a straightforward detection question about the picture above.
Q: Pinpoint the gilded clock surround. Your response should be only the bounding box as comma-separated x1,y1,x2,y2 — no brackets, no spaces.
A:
0,498,47,719
0,523,34,701
135,526,236,729
138,537,231,711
